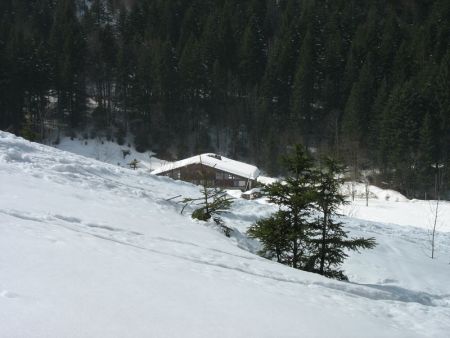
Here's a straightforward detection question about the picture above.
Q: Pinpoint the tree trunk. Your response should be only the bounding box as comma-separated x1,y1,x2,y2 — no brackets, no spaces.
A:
292,240,298,268
319,207,328,275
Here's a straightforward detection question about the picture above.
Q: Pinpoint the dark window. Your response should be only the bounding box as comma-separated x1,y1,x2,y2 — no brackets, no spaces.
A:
173,169,181,179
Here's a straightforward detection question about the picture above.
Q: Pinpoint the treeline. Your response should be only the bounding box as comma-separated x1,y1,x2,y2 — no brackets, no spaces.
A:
0,0,449,199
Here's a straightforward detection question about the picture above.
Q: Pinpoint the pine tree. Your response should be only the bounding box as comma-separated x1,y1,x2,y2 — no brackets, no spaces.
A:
378,5,399,84
378,82,422,196
0,5,28,133
309,157,376,280
249,146,376,279
291,29,315,146
238,15,265,87
248,210,291,263
50,0,86,128
248,145,316,269
417,112,440,197
321,16,344,112
342,54,376,146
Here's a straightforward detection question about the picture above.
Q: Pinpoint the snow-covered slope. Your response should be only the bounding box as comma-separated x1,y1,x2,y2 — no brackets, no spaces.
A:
56,136,167,171
1,131,450,338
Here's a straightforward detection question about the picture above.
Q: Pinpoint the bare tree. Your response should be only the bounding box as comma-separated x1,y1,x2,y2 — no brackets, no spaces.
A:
362,174,372,207
428,163,444,259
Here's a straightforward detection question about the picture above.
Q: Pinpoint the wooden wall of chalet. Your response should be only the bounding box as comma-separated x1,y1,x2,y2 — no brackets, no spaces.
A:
161,163,256,191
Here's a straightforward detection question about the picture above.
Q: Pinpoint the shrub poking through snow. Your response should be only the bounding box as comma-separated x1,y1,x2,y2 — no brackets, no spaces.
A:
128,159,139,170
181,177,234,237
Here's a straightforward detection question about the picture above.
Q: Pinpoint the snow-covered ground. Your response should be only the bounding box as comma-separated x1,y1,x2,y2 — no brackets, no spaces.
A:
1,131,450,337
340,182,450,233
56,136,167,171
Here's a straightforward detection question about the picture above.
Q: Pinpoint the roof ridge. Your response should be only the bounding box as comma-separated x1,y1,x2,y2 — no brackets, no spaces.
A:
152,154,260,179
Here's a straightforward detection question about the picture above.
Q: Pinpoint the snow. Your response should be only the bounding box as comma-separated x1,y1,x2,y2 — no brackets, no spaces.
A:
342,181,409,202
1,131,450,337
340,182,450,232
55,136,167,171
151,153,260,180
257,175,279,185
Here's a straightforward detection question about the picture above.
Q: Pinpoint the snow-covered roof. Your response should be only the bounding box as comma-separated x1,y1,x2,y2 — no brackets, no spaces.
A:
151,153,260,180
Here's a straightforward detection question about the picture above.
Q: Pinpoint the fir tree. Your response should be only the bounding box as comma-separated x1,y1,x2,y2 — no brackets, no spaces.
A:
238,15,265,87
248,210,291,263
309,157,376,280
249,146,376,279
291,29,315,145
50,0,86,128
248,145,316,269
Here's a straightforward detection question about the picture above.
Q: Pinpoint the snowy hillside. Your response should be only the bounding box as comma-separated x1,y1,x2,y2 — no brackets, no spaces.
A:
1,131,450,338
56,136,167,171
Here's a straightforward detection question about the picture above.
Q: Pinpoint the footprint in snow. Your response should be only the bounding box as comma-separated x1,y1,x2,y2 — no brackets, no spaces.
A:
53,214,82,223
380,278,398,284
44,236,65,245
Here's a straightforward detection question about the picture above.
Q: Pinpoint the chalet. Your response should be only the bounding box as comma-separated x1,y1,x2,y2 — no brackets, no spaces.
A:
151,153,260,191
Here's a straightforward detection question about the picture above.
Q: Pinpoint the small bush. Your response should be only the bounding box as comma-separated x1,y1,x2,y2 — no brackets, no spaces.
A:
192,208,210,221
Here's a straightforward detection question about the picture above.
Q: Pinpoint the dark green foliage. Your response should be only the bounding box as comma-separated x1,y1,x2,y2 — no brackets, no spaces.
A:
309,158,376,280
191,207,210,222
134,127,151,153
50,0,87,128
239,15,266,86
249,145,317,269
182,176,234,237
291,29,315,144
115,127,126,146
1,0,448,199
20,118,39,142
248,146,376,280
247,210,291,263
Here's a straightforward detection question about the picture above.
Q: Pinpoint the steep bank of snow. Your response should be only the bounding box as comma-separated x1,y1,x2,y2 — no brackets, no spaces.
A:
1,131,450,338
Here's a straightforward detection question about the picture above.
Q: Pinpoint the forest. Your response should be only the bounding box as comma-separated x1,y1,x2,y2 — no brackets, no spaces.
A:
0,0,449,199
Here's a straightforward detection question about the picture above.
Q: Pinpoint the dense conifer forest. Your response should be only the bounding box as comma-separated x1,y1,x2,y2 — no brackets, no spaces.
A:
0,0,449,198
